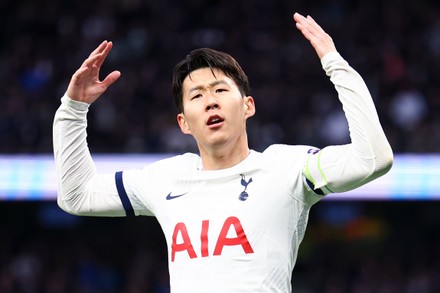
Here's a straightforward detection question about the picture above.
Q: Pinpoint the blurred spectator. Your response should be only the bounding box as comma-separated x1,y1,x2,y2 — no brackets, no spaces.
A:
0,0,438,154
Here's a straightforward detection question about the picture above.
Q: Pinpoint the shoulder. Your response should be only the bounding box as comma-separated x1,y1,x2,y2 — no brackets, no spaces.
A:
145,152,200,172
257,144,320,173
263,144,320,158
123,153,200,186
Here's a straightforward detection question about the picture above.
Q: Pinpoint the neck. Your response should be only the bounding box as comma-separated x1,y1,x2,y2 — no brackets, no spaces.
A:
198,139,250,170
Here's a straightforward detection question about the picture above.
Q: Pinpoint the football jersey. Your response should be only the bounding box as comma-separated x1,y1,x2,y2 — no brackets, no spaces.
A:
119,145,323,292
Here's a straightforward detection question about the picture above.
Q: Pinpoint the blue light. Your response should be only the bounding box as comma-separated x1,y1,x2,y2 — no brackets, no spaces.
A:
0,154,439,201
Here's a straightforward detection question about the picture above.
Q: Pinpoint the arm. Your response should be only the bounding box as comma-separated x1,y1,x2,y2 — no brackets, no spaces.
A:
54,41,126,216
294,13,393,194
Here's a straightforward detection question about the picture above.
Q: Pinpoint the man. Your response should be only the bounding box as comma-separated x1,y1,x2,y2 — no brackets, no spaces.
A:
53,12,393,292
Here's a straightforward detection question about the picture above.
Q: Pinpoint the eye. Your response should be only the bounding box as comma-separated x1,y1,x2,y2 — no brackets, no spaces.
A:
191,94,202,100
216,88,228,93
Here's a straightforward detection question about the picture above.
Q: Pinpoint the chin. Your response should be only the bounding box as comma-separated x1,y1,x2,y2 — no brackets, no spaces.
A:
199,135,230,149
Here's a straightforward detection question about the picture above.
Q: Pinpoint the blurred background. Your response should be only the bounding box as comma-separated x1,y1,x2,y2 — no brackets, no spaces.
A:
0,0,439,292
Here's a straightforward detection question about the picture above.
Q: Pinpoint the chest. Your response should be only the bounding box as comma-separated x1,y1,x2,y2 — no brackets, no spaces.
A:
159,169,293,221
154,167,306,260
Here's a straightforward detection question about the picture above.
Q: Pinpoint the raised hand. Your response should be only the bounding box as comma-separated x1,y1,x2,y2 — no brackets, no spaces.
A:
66,41,121,104
293,12,337,59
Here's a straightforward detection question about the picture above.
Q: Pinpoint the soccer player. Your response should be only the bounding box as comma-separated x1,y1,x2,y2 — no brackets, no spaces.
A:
53,12,393,292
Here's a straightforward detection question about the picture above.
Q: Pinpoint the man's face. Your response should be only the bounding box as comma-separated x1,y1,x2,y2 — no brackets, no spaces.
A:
177,68,255,150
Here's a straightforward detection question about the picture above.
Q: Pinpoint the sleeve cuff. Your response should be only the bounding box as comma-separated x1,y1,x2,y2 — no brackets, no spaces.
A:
320,51,342,67
61,93,91,111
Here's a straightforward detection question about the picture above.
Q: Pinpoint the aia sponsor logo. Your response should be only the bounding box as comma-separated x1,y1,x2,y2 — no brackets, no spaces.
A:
171,216,254,261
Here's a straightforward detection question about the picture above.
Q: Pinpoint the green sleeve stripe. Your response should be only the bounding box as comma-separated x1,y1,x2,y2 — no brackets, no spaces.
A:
317,151,334,193
317,151,328,185
305,155,316,186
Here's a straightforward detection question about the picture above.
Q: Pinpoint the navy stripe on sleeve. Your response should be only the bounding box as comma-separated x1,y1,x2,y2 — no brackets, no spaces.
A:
115,171,135,217
305,178,325,196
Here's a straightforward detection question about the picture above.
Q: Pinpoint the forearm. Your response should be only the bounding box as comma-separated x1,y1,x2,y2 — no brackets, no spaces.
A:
305,52,393,193
53,94,124,216
323,52,390,156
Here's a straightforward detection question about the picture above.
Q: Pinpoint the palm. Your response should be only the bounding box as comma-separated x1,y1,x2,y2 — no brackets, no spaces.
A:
66,41,121,104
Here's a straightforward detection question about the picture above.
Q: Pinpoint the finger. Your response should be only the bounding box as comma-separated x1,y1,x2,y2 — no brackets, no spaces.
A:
293,13,314,40
295,14,332,44
69,67,90,87
293,12,310,27
294,13,324,39
293,12,305,23
304,18,320,38
94,41,113,69
306,15,326,35
293,13,336,59
88,40,108,58
80,53,103,70
101,70,121,89
295,22,314,42
304,16,331,43
296,14,320,39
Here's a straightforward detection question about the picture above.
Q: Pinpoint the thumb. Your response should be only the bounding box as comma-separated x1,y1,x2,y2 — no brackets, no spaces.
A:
102,70,121,89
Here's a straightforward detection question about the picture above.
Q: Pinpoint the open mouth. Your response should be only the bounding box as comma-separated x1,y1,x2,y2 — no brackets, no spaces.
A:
207,115,224,126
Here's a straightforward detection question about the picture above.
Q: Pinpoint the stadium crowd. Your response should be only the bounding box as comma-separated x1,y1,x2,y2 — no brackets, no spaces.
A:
0,0,439,154
0,0,439,292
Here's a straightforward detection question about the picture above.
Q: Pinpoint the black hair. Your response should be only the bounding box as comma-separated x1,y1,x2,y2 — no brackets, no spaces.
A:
172,48,249,113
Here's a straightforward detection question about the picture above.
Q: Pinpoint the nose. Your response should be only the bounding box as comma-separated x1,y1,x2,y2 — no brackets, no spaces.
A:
205,95,219,111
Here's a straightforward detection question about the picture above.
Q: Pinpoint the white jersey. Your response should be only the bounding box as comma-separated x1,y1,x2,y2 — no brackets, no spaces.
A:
121,145,321,292
53,52,393,292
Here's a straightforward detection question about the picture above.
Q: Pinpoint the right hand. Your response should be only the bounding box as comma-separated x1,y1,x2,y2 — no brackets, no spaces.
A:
293,13,337,60
66,41,121,104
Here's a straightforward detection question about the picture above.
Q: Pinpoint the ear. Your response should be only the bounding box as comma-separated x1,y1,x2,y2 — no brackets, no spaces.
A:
244,96,256,119
177,113,192,135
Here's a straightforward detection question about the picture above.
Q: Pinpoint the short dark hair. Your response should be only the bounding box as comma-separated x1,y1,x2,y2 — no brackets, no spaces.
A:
172,48,250,113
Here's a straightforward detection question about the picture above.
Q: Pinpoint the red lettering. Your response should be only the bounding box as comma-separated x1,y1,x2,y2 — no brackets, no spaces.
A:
171,217,254,261
201,220,209,257
171,222,197,262
213,216,254,255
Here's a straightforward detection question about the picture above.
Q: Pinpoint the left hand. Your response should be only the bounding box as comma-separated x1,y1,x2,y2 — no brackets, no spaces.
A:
66,41,121,104
293,12,337,59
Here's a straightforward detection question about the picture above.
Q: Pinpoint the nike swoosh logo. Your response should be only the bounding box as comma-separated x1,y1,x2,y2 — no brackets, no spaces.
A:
166,192,188,200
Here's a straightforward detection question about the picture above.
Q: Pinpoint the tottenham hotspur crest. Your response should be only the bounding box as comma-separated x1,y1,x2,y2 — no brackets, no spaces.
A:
239,174,253,201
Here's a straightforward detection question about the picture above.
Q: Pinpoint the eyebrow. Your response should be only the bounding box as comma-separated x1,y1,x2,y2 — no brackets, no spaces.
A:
187,80,229,96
